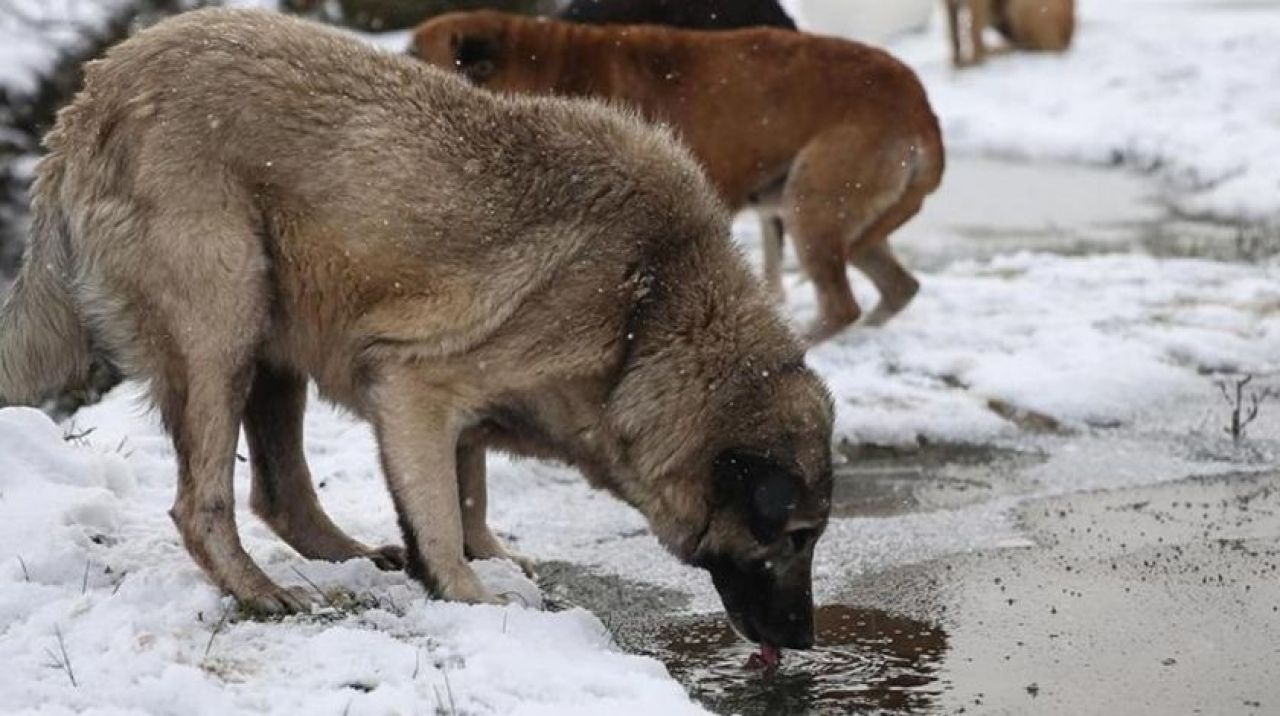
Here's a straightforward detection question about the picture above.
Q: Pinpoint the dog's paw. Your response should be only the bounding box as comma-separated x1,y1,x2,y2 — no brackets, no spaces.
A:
434,563,502,605
366,544,406,571
465,531,537,578
236,583,315,618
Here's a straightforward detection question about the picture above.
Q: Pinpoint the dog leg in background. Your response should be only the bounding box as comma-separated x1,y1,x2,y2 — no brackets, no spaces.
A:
968,0,992,66
457,441,537,577
946,0,967,67
246,362,406,570
850,242,921,327
374,372,499,604
792,230,861,344
760,213,787,303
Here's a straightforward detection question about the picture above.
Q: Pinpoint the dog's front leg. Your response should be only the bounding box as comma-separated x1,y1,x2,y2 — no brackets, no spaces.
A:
372,369,498,604
457,440,538,578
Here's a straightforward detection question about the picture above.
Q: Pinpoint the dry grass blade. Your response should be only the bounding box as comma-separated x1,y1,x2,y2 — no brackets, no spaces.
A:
204,602,234,658
290,566,334,608
43,625,77,687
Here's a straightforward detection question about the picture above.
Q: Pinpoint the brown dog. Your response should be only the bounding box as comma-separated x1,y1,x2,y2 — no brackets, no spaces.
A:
946,0,1076,68
0,9,835,650
411,13,944,341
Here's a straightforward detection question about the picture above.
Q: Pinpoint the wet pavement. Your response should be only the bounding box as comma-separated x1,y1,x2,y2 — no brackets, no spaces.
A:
840,469,1280,715
894,157,1280,268
603,467,1280,715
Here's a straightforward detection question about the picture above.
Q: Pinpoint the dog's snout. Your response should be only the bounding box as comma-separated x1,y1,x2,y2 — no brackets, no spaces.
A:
774,619,815,649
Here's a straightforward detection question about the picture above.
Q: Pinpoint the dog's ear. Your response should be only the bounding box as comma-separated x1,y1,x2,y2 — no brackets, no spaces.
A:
450,33,499,84
714,450,800,545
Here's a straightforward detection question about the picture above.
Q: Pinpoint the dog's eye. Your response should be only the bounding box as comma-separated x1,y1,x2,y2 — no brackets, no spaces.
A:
787,528,818,553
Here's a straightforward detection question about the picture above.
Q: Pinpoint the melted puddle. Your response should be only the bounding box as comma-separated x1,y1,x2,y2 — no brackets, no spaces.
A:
645,605,948,715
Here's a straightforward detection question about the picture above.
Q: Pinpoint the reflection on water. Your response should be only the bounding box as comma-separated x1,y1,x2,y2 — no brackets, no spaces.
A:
833,442,1044,518
646,605,948,715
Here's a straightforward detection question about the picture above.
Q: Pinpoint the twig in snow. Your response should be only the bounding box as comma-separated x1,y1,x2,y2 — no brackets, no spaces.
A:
1217,375,1273,447
204,602,233,657
81,560,90,594
291,566,334,608
42,625,77,687
17,555,30,582
61,424,95,445
441,668,458,716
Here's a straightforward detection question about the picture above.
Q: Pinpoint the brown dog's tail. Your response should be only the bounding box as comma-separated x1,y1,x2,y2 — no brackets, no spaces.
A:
0,156,98,409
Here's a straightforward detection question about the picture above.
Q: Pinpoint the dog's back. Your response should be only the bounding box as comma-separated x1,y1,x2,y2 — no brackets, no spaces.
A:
2,8,726,408
560,0,796,30
412,13,943,339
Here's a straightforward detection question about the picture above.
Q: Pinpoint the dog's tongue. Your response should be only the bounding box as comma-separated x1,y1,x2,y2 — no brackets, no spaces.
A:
746,642,782,671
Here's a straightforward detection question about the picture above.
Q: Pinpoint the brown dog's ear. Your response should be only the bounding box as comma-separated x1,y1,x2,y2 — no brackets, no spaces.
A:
714,450,800,545
450,33,499,84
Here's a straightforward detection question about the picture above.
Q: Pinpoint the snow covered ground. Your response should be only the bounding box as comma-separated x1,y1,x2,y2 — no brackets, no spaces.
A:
0,404,707,715
879,0,1280,225
2,0,1280,713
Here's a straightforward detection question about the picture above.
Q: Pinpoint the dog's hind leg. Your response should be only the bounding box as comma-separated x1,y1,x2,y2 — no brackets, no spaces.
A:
969,0,992,65
165,362,312,614
759,212,787,304
787,127,913,342
100,204,311,615
153,263,312,613
849,240,920,327
945,0,967,67
457,441,537,578
246,362,406,571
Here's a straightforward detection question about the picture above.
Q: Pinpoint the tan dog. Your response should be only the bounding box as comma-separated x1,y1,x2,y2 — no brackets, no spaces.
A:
946,0,1076,68
411,13,944,342
0,9,835,650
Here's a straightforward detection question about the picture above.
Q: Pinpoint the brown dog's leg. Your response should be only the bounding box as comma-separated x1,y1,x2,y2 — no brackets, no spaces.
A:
760,213,787,304
790,127,923,343
373,370,498,604
793,234,861,344
847,190,925,326
246,362,405,571
457,441,537,577
850,242,921,326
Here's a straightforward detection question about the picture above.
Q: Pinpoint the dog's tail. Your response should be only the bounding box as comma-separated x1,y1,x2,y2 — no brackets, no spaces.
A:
0,156,99,409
